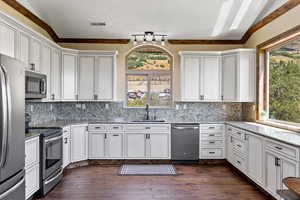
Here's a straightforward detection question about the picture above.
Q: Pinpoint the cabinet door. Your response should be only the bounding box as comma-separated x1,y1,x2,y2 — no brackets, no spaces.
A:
149,133,169,159
265,151,280,198
226,135,234,164
247,134,264,186
51,49,61,100
62,134,70,168
62,54,77,100
25,164,39,199
222,55,237,101
30,39,41,72
281,158,298,190
107,133,123,158
95,56,114,100
0,23,16,58
126,133,146,159
181,57,201,101
202,56,221,101
19,32,30,68
78,56,95,100
71,126,88,162
88,132,106,159
41,45,52,99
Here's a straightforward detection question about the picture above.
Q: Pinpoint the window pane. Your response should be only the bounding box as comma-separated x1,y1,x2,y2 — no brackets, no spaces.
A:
269,39,300,123
149,75,171,107
127,75,148,106
127,47,171,71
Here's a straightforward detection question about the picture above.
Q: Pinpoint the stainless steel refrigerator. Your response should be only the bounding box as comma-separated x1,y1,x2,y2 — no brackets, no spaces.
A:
0,54,25,200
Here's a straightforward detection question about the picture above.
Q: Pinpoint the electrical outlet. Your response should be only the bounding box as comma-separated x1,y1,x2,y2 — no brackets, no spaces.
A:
30,105,34,112
175,104,180,110
105,103,109,109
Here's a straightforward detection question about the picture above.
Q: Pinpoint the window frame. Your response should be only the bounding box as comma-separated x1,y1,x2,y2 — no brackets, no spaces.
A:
257,25,300,131
125,45,173,108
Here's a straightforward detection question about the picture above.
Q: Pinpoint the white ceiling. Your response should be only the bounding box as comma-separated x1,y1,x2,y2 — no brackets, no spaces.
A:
17,0,287,40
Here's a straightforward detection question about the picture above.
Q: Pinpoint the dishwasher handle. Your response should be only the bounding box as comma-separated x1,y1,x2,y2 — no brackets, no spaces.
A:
172,126,199,130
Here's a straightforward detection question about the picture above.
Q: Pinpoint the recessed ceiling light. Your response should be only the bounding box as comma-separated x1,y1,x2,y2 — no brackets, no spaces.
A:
230,0,253,30
212,0,234,37
90,22,106,26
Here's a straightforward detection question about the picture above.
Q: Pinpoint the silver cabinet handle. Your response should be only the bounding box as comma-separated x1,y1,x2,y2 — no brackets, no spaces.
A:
209,141,215,144
209,152,215,154
51,94,55,100
94,94,98,100
0,178,24,199
209,127,215,129
45,135,63,143
112,134,119,137
40,78,46,94
275,146,282,150
173,127,199,130
209,134,215,136
64,137,68,144
45,169,63,185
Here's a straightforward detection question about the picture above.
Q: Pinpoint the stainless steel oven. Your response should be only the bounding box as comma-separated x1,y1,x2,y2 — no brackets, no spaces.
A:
25,70,47,99
39,128,63,196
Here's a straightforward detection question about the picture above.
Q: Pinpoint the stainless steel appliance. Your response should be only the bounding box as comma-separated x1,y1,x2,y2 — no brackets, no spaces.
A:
25,70,47,99
171,123,199,162
38,128,63,196
0,54,25,199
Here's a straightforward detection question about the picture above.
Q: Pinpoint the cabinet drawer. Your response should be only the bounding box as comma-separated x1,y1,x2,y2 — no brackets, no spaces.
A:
200,124,223,132
25,137,39,169
233,153,247,172
25,164,39,199
266,141,298,160
126,124,170,132
201,140,223,147
107,124,124,132
233,138,247,155
88,124,106,132
201,133,223,140
201,148,223,158
232,128,245,140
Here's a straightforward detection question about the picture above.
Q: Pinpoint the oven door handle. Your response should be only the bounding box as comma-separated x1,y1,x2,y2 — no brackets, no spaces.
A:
45,135,63,143
45,169,63,185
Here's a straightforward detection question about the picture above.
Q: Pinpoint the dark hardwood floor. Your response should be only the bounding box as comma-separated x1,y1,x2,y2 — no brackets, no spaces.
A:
35,164,269,200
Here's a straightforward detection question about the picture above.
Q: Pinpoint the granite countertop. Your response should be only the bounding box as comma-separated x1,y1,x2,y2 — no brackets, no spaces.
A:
25,129,43,140
227,122,300,147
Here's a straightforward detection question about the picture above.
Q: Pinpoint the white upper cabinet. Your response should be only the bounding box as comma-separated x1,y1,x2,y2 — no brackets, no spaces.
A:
95,56,114,100
40,45,52,99
78,56,95,100
62,52,77,100
51,49,61,100
180,56,201,101
18,32,30,68
180,52,221,101
30,38,41,72
0,22,16,58
202,56,221,101
222,49,256,102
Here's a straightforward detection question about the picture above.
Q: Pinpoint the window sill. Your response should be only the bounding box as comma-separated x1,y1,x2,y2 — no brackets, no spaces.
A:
256,120,300,133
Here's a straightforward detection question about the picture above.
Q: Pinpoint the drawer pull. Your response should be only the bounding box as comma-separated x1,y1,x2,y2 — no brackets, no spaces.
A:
209,152,215,154
113,127,120,129
145,127,151,130
228,128,232,131
94,127,101,129
209,141,215,144
236,160,241,164
237,144,242,148
236,132,242,135
113,134,119,137
209,127,215,129
275,146,282,150
209,134,215,136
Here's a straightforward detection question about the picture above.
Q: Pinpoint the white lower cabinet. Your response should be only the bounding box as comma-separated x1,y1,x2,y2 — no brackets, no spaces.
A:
149,133,170,159
62,126,71,168
71,125,88,162
107,133,123,158
25,136,40,200
125,133,146,159
88,132,106,159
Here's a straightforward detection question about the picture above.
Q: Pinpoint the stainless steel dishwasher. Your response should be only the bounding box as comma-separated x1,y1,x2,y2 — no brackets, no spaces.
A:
171,123,199,162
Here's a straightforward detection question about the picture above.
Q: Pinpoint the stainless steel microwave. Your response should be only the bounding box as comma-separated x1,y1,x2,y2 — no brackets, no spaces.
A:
25,70,47,99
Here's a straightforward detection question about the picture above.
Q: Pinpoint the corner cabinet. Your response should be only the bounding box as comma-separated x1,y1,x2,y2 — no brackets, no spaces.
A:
179,49,255,102
179,52,221,101
62,126,71,168
70,125,88,162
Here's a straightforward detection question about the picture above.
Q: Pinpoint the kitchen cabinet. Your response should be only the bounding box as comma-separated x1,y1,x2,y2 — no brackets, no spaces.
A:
51,49,61,100
71,125,88,162
40,45,52,99
78,56,95,100
30,38,41,71
247,133,264,186
63,126,71,168
107,133,123,158
18,32,30,68
62,53,77,100
125,133,146,159
222,49,256,102
25,136,39,200
226,126,234,163
88,132,106,159
95,56,114,100
149,133,169,158
0,22,16,58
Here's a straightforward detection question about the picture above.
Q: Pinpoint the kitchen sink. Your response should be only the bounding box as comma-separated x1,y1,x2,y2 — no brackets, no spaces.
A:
131,120,166,123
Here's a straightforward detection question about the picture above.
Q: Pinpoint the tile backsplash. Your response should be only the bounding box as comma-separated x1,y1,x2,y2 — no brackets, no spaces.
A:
26,101,254,125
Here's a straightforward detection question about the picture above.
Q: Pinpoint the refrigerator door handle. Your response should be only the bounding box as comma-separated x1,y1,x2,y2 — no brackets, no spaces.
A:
0,65,9,168
0,178,24,199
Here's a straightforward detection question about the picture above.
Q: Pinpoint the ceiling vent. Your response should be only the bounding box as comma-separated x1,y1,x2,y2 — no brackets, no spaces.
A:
90,22,106,26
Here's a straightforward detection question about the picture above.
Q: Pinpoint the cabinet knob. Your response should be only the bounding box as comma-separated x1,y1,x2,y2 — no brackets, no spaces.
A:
94,94,98,100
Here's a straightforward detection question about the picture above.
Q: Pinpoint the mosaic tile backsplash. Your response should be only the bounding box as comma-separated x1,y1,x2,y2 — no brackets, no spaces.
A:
25,101,252,125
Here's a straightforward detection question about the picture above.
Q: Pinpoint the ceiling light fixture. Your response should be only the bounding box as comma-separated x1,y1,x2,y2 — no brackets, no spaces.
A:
211,0,234,37
230,0,253,30
132,32,167,46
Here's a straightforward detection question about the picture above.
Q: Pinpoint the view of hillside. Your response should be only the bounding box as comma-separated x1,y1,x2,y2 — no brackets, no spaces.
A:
269,39,300,123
